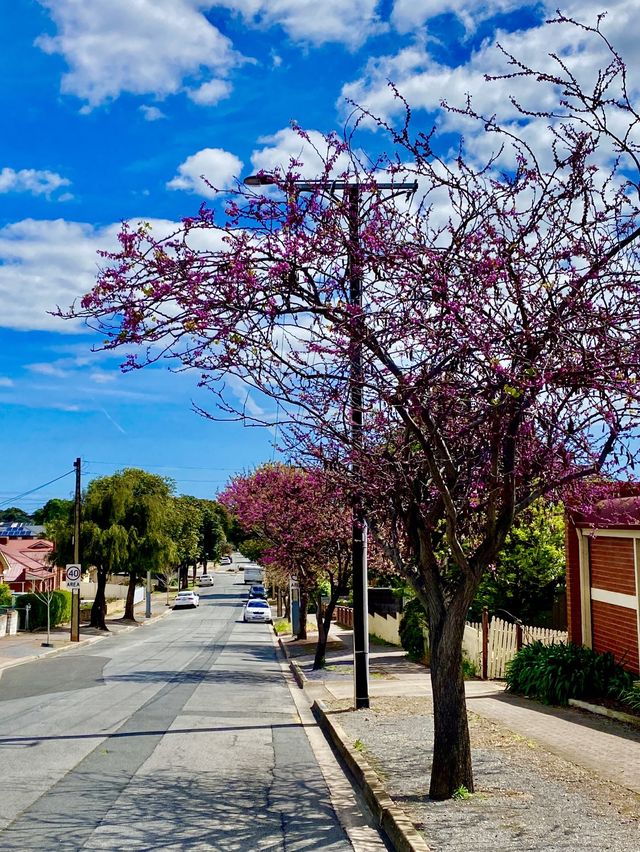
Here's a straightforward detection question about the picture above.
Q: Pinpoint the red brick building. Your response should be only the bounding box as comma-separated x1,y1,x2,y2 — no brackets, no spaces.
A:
566,497,640,675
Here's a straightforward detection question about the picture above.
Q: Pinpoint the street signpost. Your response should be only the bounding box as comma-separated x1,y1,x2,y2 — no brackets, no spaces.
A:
66,563,81,640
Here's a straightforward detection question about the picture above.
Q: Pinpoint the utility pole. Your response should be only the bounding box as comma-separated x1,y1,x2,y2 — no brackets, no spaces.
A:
347,184,370,709
244,173,416,710
70,457,81,642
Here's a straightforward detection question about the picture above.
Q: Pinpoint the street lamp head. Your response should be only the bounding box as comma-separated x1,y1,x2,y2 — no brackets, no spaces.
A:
243,173,277,186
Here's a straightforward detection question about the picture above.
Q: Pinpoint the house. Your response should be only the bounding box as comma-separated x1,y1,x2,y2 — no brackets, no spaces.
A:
0,536,57,594
566,497,640,675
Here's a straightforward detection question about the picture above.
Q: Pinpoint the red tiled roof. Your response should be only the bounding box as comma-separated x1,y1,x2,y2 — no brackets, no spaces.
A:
0,538,56,584
571,496,640,529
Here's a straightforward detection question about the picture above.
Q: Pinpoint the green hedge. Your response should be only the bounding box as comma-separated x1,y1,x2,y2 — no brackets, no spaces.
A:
506,641,634,705
0,583,12,608
19,590,72,631
399,598,428,660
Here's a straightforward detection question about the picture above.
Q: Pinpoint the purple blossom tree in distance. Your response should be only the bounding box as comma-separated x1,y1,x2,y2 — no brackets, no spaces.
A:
60,16,640,799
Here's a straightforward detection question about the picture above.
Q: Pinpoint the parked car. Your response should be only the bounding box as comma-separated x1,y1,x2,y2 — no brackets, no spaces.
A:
243,599,272,623
248,584,267,599
199,575,214,587
220,555,232,565
173,590,200,609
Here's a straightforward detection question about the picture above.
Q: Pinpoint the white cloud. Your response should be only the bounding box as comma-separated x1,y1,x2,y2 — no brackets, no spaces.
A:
167,148,243,197
27,362,69,377
187,79,232,105
36,0,241,106
0,217,180,333
90,370,116,384
250,127,355,179
216,0,385,47
0,377,14,387
0,167,71,198
139,105,166,122
391,0,523,34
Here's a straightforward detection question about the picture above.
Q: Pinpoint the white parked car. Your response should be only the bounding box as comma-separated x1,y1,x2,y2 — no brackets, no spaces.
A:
173,590,200,609
220,555,232,565
243,599,272,624
199,575,214,587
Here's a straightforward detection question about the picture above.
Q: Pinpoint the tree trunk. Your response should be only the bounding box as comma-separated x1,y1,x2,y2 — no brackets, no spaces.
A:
428,608,473,799
313,596,338,670
90,568,108,630
123,571,138,621
297,587,308,640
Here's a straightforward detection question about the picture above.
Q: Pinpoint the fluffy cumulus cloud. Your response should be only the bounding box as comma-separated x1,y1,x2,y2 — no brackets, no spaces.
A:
167,148,243,197
341,0,640,156
250,127,355,178
0,167,71,197
216,0,384,47
187,79,232,105
139,105,166,121
36,0,240,106
0,217,180,332
391,0,524,34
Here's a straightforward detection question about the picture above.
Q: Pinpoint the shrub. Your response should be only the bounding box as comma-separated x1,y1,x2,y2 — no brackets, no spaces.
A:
0,583,12,608
399,598,428,661
19,590,72,631
619,686,640,713
506,641,634,705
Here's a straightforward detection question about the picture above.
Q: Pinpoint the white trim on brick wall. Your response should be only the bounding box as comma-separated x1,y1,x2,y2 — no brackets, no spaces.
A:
590,587,638,610
577,529,592,647
580,528,640,539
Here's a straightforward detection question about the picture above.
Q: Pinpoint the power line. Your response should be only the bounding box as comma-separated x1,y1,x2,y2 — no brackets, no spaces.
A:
85,460,238,472
0,470,75,508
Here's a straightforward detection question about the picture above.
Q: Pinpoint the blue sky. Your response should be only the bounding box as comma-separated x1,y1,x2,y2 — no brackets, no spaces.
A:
0,0,633,512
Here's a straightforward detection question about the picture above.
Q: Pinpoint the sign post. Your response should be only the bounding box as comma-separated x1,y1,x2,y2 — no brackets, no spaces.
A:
66,563,81,642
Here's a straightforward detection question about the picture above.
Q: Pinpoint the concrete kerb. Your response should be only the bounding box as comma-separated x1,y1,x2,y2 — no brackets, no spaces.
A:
275,629,431,852
276,634,308,688
312,699,432,852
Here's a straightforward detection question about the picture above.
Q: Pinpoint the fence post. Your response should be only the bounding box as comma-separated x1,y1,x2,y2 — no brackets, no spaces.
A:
481,607,489,680
516,623,523,652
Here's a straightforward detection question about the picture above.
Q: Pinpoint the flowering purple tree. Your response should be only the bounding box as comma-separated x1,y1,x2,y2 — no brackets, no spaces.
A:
62,19,640,798
219,464,352,668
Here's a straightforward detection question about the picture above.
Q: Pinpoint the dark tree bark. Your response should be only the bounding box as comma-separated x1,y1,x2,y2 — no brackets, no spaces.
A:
428,607,474,798
296,586,308,640
123,571,138,621
90,567,108,630
313,596,338,669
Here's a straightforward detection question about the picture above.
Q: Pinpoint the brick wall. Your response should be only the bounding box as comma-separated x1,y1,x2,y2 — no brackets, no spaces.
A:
590,537,636,595
591,599,639,674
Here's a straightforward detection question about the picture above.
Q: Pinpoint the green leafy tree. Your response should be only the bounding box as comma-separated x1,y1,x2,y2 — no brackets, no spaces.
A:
469,503,565,624
169,496,203,589
33,498,73,526
0,507,31,523
50,469,174,628
238,537,269,563
198,500,227,567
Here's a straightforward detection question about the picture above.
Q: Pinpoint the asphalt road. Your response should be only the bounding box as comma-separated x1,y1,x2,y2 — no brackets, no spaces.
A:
0,569,382,851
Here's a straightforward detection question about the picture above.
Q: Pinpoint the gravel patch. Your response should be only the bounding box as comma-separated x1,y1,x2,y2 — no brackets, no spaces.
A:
330,696,640,852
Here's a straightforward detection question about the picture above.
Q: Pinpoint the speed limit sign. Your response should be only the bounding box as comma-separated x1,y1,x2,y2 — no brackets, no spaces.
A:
66,564,81,588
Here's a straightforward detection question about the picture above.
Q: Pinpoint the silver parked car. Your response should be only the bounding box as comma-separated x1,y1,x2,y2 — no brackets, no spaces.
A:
243,599,272,623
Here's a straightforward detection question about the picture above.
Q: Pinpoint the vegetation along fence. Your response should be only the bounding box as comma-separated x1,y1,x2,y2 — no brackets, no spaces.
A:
335,604,567,679
463,616,568,679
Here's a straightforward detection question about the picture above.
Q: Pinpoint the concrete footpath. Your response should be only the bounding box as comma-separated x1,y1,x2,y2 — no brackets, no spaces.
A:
0,593,172,673
279,627,640,852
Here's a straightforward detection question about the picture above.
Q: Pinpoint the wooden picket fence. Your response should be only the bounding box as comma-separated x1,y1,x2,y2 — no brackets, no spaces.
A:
463,616,568,679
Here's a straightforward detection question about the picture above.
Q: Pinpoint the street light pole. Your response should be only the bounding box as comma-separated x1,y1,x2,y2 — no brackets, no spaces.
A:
244,173,416,709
